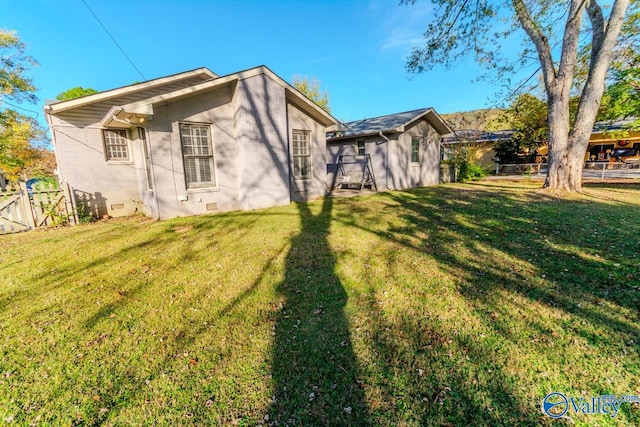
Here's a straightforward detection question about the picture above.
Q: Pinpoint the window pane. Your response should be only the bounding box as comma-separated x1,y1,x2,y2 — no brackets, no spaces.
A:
103,129,129,160
411,138,420,163
198,158,212,183
292,131,311,178
181,124,215,187
184,158,197,184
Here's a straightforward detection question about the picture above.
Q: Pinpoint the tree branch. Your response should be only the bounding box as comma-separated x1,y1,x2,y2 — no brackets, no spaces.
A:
573,0,631,139
426,0,471,54
512,0,556,93
557,0,587,84
585,0,605,63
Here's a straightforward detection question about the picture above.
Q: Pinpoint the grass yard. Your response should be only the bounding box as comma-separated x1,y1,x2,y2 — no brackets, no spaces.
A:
1,180,639,426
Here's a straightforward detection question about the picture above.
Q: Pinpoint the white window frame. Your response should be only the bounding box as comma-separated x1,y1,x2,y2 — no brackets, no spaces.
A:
292,130,312,180
356,139,365,156
179,123,216,189
103,129,130,161
411,137,421,164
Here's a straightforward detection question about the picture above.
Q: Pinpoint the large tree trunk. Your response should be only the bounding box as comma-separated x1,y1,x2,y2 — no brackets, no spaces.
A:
514,0,630,192
544,83,581,191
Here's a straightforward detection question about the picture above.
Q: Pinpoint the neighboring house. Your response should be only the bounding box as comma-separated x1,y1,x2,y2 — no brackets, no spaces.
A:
587,118,640,162
441,130,514,167
326,108,452,191
443,118,640,168
44,66,337,219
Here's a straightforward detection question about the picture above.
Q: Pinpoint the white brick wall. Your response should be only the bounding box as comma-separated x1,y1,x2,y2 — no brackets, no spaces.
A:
50,71,332,220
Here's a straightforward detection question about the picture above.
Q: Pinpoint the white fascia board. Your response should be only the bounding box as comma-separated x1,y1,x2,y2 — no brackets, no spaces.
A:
45,68,217,115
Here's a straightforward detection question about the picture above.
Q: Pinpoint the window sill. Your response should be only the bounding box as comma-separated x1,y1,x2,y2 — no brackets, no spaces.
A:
411,163,421,166
187,186,220,194
106,160,133,165
294,176,313,181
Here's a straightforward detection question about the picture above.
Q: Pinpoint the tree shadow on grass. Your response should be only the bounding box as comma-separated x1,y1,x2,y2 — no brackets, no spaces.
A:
0,211,292,425
269,196,370,425
331,185,640,425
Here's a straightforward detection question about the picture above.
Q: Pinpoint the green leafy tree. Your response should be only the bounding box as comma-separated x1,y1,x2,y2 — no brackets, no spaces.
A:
575,8,640,127
0,29,37,104
0,29,52,181
491,94,548,163
56,86,98,101
601,10,640,126
405,0,633,192
0,110,49,180
292,75,331,113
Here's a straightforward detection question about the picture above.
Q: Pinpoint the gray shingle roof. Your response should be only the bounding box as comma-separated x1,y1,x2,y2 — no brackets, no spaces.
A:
442,129,514,143
593,117,639,131
338,108,433,137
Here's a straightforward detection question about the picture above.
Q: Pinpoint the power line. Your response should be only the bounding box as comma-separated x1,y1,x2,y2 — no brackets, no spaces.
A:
1,100,41,119
80,0,146,81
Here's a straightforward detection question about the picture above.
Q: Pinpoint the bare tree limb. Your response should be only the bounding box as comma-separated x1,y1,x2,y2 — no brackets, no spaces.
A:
512,0,556,92
557,0,587,84
573,0,630,138
586,0,605,64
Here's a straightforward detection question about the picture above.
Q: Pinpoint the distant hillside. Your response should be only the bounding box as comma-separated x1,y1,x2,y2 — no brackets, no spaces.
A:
441,109,506,131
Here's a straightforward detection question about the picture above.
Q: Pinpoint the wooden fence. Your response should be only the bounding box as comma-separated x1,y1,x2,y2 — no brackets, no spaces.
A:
0,181,77,234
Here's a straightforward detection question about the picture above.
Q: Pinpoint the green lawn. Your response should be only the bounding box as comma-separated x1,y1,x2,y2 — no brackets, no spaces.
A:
1,180,639,426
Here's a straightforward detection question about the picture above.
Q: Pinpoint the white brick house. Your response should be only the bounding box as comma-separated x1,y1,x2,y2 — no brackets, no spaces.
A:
45,66,338,219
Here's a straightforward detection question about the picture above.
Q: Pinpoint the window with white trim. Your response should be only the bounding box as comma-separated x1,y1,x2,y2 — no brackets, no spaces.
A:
292,130,311,179
357,139,365,156
411,137,421,163
180,123,216,188
103,129,130,161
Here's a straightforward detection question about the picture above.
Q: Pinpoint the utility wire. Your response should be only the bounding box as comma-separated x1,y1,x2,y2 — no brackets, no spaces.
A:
1,100,41,120
81,0,146,81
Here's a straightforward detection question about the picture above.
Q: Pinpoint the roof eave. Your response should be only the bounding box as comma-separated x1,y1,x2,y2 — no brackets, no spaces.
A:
327,129,399,142
100,105,154,129
45,67,217,115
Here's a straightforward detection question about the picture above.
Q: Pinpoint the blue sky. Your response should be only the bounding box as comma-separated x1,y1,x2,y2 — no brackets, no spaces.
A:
3,0,520,125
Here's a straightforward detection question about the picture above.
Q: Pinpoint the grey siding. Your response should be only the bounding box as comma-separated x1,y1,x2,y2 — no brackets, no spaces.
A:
394,119,440,189
327,135,388,190
327,118,441,192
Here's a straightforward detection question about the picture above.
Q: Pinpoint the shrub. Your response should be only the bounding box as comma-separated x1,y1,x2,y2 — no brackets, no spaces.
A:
458,161,488,182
